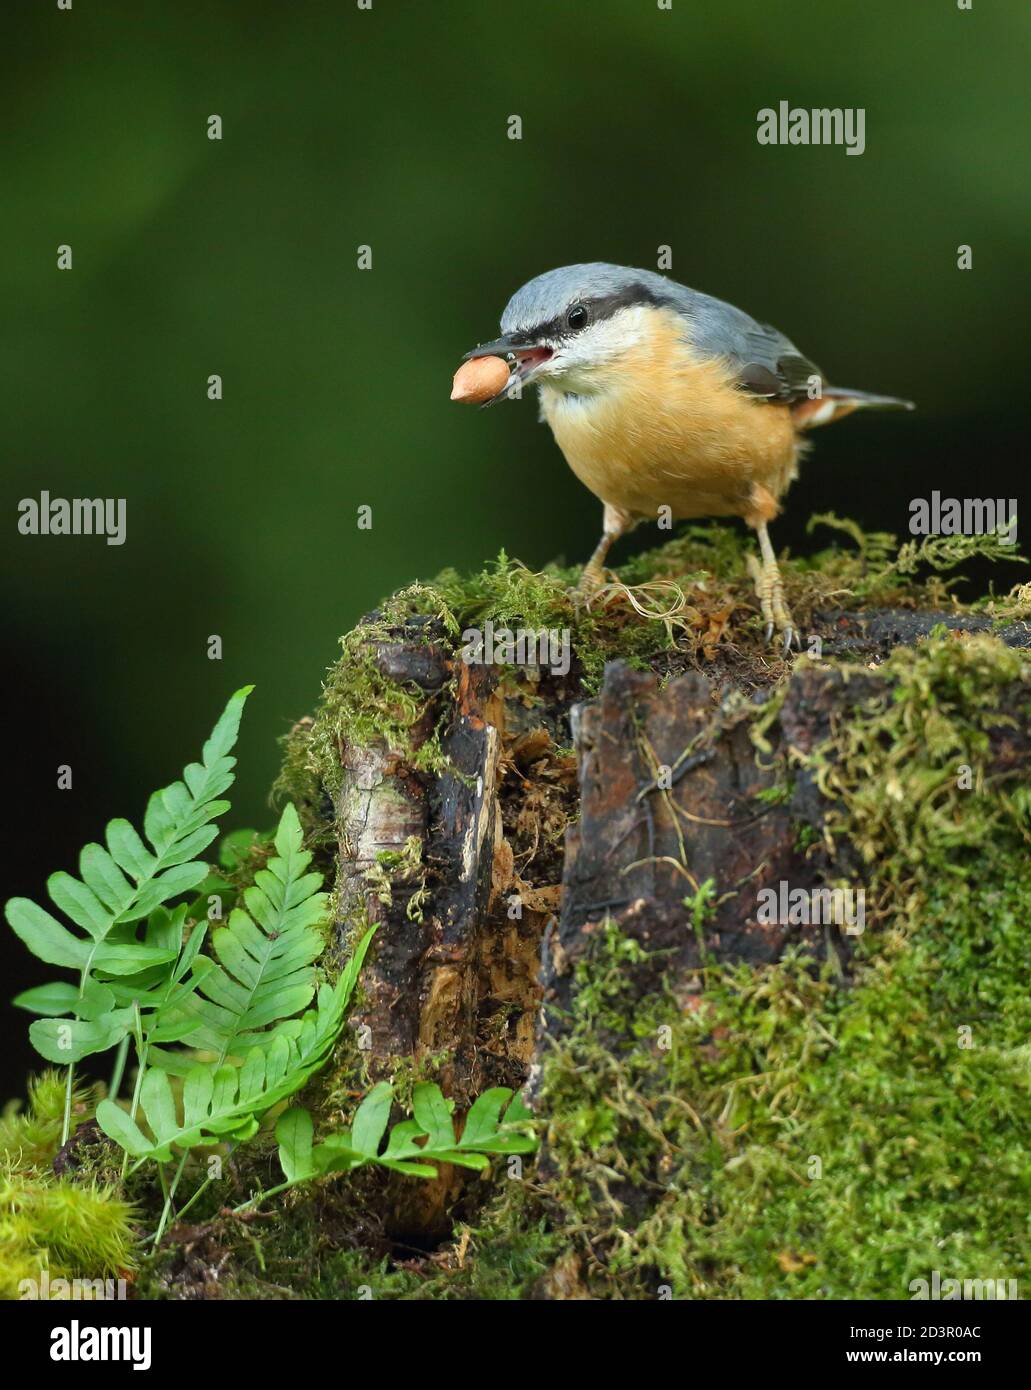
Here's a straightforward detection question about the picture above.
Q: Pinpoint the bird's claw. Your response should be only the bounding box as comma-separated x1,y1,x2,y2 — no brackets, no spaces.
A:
573,561,607,604
580,561,605,594
749,552,797,655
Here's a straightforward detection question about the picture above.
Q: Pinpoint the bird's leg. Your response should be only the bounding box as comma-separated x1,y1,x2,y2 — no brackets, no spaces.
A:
579,534,613,594
747,521,797,651
578,502,634,593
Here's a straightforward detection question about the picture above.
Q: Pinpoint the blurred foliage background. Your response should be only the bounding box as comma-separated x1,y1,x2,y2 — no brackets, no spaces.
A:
1,1,1027,1088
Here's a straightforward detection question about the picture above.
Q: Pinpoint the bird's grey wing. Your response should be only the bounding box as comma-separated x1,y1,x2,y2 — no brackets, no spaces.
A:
668,286,825,402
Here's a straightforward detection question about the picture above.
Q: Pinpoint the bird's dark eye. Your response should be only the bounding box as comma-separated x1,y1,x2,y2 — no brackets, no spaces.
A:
566,303,589,331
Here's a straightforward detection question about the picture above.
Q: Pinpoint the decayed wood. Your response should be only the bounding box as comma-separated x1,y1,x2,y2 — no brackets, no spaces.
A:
810,608,1030,659
328,602,1028,1231
336,618,571,1104
544,661,831,1019
335,623,451,1061
542,634,1030,1022
577,676,778,911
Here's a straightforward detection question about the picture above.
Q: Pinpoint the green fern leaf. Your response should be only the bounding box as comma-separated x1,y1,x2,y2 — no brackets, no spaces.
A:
411,1081,456,1149
351,1080,394,1157
95,925,376,1160
5,686,252,1062
28,1009,138,1065
165,803,328,1063
13,979,115,1018
266,1082,537,1203
456,1085,537,1154
370,1083,536,1172
275,1106,314,1183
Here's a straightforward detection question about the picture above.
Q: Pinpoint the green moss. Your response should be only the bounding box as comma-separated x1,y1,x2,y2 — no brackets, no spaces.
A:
525,630,1030,1299
364,836,428,921
795,632,1029,904
275,522,1027,821
530,851,1030,1297
607,514,1026,635
0,1071,136,1300
0,1174,137,1299
0,1071,88,1173
314,1182,558,1300
274,619,451,810
796,512,1026,608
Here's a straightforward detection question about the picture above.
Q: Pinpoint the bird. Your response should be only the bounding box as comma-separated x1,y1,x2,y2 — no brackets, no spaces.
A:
461,262,913,648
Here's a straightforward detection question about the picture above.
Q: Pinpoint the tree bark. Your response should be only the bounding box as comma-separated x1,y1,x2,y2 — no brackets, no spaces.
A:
334,604,1030,1139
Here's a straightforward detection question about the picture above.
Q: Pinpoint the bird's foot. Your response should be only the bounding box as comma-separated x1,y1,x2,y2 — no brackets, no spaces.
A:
746,552,798,654
575,560,607,597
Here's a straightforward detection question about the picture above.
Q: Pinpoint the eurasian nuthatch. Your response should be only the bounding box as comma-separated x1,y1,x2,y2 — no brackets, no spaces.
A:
463,262,913,648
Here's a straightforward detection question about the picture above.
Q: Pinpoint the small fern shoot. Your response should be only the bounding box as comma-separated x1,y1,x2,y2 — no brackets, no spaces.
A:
241,1082,537,1210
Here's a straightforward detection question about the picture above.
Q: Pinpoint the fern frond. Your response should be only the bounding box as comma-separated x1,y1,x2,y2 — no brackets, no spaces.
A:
6,687,252,1062
266,1082,537,1199
95,926,376,1161
166,803,328,1064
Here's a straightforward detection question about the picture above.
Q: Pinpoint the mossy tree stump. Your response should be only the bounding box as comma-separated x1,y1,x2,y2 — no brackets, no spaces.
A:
322,607,1029,1057
6,527,1029,1300
254,526,1031,1293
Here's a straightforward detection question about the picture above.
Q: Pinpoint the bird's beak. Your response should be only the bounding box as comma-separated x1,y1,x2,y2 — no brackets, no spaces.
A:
462,332,532,360
462,333,555,406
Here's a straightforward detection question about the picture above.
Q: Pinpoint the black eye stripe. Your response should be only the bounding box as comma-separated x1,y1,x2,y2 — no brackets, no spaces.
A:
516,282,670,343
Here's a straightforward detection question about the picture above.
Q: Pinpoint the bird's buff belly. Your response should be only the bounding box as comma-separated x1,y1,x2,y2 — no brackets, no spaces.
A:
540,357,800,523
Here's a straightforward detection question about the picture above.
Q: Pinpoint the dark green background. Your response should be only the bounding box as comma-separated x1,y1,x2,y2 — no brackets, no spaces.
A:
1,1,1027,1085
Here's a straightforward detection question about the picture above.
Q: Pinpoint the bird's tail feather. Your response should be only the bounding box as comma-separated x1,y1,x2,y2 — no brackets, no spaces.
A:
792,387,915,430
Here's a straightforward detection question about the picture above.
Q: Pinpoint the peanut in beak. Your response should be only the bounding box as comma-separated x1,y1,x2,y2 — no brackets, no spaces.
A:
450,355,511,404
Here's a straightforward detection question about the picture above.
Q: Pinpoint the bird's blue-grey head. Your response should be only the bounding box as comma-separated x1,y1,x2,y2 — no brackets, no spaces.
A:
464,262,685,404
